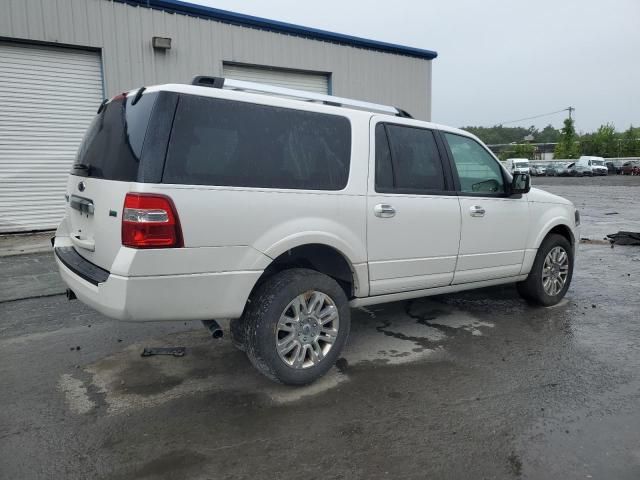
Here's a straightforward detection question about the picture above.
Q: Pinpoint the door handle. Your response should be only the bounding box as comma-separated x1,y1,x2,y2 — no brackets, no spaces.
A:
470,205,485,217
374,204,396,218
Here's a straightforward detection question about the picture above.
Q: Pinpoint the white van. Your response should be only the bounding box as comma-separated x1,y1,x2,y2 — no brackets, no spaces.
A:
54,77,579,385
577,156,608,176
504,158,530,175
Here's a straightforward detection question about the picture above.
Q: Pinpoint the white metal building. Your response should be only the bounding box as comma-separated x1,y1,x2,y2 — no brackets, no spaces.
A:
0,0,437,232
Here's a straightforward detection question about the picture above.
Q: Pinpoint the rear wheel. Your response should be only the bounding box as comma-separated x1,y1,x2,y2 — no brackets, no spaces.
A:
517,234,574,306
242,268,350,385
229,318,246,351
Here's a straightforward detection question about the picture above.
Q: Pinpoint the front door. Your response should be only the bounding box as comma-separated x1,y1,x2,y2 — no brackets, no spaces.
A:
440,132,529,284
366,120,461,296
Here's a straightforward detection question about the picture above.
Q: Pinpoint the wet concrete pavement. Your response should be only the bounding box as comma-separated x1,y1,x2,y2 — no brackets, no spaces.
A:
1,179,640,479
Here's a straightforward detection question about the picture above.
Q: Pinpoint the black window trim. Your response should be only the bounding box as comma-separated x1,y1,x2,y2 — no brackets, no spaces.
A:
139,91,180,183
373,120,456,196
437,130,514,199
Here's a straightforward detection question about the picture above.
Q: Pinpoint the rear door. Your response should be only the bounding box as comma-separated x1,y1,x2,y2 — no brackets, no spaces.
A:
366,119,461,295
440,132,529,284
65,90,171,271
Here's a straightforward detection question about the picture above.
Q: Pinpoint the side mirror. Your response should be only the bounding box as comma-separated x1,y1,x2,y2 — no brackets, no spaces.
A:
511,173,530,194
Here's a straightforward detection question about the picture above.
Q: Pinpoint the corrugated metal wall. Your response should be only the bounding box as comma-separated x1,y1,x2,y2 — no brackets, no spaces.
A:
0,42,103,233
0,0,432,120
223,64,329,95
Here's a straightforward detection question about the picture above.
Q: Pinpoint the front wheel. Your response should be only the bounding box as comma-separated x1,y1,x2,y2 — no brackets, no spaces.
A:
242,268,350,385
517,234,574,306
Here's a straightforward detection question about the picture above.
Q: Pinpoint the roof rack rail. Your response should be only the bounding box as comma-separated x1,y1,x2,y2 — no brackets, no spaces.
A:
191,76,412,118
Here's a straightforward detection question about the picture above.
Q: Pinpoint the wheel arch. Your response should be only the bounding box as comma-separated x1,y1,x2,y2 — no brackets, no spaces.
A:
249,241,366,302
533,219,576,250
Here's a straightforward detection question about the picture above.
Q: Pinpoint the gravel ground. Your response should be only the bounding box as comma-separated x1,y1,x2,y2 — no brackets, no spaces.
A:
533,175,640,240
534,173,640,187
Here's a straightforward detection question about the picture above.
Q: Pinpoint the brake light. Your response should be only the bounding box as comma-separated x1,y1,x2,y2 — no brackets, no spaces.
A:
122,193,183,248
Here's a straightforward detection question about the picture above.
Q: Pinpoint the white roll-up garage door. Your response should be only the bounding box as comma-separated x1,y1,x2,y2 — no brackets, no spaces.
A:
0,42,103,233
223,63,329,94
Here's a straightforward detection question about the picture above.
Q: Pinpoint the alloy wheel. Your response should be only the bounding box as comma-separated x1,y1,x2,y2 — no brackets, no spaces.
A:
275,291,339,369
542,246,569,296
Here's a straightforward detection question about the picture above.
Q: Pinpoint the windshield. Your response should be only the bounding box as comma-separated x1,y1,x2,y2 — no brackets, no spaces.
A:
514,161,528,167
591,160,605,166
72,92,158,180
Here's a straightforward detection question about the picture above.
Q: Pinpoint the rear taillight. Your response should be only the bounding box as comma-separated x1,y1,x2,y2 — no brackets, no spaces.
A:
122,193,183,248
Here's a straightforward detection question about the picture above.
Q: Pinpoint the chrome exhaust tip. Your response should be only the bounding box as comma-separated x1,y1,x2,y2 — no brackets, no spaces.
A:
202,319,223,339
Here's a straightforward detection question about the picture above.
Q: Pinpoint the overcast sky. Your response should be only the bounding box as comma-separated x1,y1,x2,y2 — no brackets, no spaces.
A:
194,0,638,133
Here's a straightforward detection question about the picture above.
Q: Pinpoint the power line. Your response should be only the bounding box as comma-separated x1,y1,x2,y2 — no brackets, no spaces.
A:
494,107,574,126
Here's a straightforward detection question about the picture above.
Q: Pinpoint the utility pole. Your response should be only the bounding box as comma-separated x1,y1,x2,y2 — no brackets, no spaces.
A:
567,106,575,120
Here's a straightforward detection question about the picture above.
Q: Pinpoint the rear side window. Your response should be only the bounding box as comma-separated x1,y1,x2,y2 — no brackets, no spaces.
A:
375,123,445,193
163,95,352,190
73,93,157,180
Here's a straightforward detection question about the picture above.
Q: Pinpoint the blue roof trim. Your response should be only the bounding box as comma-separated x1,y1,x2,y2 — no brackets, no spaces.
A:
119,0,438,60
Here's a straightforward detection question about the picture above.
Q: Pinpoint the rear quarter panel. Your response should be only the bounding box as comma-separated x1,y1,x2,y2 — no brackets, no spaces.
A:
137,109,370,292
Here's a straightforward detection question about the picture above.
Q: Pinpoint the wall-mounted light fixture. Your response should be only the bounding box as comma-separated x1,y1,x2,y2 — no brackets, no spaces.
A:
152,36,172,50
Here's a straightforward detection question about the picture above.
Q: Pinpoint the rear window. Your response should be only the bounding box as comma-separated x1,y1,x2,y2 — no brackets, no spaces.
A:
72,92,158,180
162,95,351,190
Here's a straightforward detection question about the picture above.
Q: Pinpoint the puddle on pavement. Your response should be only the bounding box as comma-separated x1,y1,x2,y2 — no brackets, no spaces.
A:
59,298,493,415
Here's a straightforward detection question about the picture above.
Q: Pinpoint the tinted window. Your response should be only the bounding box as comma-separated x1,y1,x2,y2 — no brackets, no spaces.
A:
444,133,505,194
163,96,351,190
73,93,157,180
375,123,445,192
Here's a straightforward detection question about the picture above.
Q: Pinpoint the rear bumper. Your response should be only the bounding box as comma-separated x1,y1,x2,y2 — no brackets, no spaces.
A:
54,248,261,321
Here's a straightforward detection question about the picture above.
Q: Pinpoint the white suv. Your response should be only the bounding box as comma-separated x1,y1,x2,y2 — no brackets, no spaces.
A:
54,77,580,385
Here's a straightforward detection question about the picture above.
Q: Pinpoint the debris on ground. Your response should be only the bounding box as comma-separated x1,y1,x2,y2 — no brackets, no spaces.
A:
141,347,186,357
607,231,640,246
604,212,619,215
580,237,609,245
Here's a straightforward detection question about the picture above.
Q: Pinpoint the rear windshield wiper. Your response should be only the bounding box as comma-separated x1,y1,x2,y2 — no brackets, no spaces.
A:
72,163,92,175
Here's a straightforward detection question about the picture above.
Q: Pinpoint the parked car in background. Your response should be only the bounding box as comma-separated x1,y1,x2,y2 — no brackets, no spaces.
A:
621,161,640,175
613,160,625,174
545,163,558,176
547,162,571,176
530,164,546,176
504,158,530,174
52,77,580,385
568,164,593,177
577,156,607,175
606,161,616,174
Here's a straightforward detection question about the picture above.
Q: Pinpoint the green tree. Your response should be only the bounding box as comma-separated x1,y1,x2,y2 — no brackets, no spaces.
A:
621,125,640,157
537,124,560,143
461,125,531,145
589,123,617,157
498,143,536,161
554,118,580,159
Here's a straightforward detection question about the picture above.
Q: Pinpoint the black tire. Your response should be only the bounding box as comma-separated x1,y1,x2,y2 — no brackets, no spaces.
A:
242,268,350,385
517,233,574,306
229,318,246,351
